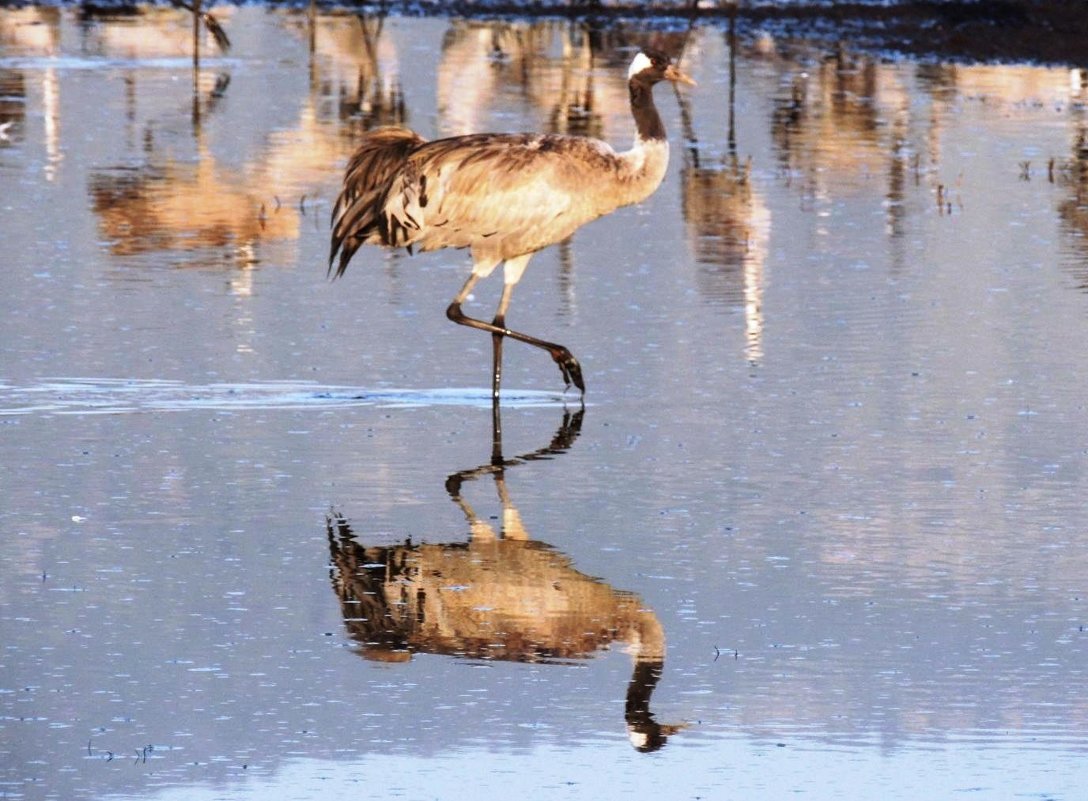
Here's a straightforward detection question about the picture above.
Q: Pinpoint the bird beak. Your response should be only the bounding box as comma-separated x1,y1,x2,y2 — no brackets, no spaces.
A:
665,64,697,87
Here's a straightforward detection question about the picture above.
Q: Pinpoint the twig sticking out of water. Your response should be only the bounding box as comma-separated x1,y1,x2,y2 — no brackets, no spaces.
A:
712,646,739,661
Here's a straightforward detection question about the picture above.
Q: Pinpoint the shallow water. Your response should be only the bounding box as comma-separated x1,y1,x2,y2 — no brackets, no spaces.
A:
2,6,1088,801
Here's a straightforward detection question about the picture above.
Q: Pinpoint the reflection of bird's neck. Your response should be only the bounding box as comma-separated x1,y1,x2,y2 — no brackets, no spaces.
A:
625,659,670,753
627,607,666,662
623,610,679,752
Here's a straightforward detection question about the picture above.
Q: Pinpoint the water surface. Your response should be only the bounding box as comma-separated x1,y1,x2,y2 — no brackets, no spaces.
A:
2,6,1087,800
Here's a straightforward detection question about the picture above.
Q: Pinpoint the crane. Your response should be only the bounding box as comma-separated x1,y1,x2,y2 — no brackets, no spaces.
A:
330,48,695,398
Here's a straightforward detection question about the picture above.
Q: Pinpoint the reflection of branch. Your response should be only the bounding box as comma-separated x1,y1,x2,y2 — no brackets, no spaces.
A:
675,0,700,70
673,79,700,167
672,7,737,160
346,13,406,129
169,0,231,52
356,12,385,66
673,31,764,364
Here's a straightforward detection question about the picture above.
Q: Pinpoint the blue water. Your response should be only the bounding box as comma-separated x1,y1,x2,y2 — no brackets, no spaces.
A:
2,6,1087,801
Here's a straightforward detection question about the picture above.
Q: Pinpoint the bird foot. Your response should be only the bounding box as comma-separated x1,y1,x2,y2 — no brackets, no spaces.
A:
551,348,585,395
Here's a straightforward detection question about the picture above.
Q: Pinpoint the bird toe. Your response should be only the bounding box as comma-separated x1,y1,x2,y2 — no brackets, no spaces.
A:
552,349,585,395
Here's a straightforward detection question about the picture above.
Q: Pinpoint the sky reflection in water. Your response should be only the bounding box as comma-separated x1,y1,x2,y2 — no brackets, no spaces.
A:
1,5,1087,801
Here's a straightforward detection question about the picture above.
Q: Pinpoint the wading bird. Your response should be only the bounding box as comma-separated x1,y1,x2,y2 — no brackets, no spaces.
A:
329,49,694,398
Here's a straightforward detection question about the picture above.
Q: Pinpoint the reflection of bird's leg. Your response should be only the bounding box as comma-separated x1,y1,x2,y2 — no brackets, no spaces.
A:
549,407,585,451
493,469,529,541
445,401,587,545
446,254,585,397
446,471,499,543
490,395,504,463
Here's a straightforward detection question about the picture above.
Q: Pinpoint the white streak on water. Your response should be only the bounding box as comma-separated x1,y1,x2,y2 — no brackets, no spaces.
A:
0,378,571,416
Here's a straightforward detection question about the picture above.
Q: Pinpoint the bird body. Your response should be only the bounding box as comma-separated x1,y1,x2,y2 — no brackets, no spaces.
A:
330,49,694,397
333,131,669,270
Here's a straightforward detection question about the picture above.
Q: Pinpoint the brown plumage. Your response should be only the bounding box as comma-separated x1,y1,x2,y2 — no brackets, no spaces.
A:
329,49,695,398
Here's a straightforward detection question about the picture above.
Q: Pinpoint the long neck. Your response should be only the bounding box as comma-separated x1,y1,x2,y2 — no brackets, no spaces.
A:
629,78,666,143
608,78,669,208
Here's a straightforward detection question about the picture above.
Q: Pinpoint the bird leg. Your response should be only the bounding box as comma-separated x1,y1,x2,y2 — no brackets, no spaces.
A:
446,275,585,396
491,321,505,400
490,282,511,399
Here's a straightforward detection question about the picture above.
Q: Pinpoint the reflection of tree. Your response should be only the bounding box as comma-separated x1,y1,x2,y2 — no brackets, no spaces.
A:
435,20,622,140
76,4,231,61
680,151,769,365
772,47,891,183
0,69,25,146
327,407,683,752
0,6,60,53
1057,111,1088,288
88,157,298,266
678,24,769,364
311,13,407,131
85,10,409,269
769,44,919,257
0,8,62,173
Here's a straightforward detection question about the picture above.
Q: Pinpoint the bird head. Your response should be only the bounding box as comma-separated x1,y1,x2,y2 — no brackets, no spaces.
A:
627,49,697,87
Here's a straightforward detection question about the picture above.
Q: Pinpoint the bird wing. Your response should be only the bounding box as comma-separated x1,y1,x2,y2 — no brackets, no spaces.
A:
383,134,623,260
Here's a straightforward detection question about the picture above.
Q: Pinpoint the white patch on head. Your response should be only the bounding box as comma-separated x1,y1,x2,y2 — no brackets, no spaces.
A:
627,51,654,80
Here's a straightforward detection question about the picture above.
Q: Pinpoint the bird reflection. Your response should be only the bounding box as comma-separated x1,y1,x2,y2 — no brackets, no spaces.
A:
327,405,682,752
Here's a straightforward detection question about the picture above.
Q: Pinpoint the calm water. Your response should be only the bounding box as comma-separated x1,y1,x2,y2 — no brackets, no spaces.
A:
2,6,1088,800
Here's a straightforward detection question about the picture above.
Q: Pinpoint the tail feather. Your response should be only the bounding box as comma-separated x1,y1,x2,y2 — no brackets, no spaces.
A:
329,127,426,279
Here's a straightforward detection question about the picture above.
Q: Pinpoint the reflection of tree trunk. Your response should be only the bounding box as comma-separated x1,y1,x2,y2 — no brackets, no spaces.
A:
1057,115,1088,290
191,0,201,127
348,14,406,130
192,0,200,72
727,3,736,157
675,55,766,363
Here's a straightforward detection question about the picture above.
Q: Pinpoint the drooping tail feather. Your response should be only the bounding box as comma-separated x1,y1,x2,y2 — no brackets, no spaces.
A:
329,127,426,279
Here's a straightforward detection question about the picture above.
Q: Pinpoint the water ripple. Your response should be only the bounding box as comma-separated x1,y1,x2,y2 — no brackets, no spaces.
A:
0,378,570,415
